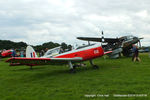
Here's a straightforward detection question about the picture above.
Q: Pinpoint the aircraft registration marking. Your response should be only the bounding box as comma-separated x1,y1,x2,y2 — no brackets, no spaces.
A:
94,49,99,54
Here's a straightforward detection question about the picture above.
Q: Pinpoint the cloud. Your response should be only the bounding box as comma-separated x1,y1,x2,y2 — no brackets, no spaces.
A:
0,0,150,46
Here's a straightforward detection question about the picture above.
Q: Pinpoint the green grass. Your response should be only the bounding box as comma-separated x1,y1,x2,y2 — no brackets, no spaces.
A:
0,53,150,100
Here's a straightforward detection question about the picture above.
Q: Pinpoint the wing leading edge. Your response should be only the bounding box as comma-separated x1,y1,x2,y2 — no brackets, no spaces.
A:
77,37,119,43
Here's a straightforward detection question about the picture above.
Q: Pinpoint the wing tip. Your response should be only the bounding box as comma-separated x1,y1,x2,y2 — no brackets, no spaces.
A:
6,57,14,62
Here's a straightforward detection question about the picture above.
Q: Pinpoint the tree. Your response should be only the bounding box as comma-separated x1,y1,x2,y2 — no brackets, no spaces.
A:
0,40,72,52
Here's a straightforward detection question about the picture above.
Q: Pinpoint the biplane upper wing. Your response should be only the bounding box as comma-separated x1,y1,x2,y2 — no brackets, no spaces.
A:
6,57,83,66
77,37,120,43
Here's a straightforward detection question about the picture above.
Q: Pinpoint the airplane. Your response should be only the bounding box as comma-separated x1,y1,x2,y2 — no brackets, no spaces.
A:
0,49,13,58
6,43,112,73
139,48,150,53
77,31,143,58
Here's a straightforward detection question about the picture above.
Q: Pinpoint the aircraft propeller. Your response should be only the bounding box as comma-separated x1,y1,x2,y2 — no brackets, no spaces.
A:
101,31,105,47
101,31,105,43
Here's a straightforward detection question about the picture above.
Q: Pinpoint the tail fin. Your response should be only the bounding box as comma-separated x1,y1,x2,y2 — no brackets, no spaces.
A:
26,45,38,58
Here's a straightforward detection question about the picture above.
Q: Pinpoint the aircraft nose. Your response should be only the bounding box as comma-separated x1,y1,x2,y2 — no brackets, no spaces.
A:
139,37,144,40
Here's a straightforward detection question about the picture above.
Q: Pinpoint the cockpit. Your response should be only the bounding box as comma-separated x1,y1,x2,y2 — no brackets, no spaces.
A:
42,46,63,58
75,44,95,50
42,43,97,58
124,35,134,42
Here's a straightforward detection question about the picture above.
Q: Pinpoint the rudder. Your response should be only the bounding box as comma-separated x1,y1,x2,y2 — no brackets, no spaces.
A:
26,46,38,58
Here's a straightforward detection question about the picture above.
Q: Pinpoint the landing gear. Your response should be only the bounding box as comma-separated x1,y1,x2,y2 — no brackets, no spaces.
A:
89,60,99,69
68,61,76,73
70,68,76,73
93,65,99,69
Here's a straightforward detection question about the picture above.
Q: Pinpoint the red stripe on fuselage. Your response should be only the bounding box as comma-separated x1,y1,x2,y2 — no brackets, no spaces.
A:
54,47,104,61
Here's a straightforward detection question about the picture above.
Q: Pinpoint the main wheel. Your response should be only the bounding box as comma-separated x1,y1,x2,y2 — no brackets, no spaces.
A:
93,65,99,69
70,68,76,73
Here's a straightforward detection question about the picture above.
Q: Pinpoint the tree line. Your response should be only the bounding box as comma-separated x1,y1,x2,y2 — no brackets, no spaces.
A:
0,40,72,52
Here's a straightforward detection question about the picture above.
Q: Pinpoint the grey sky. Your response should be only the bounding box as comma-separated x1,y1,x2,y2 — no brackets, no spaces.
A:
0,0,150,46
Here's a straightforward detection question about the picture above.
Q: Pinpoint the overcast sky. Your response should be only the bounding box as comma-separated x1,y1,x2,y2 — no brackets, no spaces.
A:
0,0,150,46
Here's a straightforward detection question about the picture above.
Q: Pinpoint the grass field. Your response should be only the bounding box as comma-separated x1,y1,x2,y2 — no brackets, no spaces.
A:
0,53,150,100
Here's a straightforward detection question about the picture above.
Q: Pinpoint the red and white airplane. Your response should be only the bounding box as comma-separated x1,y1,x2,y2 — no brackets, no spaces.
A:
6,43,112,72
1,49,13,57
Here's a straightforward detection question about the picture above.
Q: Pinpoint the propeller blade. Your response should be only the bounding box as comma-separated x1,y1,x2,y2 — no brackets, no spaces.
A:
102,31,104,35
101,31,105,43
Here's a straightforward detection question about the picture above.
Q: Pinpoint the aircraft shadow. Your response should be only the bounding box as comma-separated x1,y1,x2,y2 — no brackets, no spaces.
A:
30,66,100,79
11,66,47,71
10,65,110,82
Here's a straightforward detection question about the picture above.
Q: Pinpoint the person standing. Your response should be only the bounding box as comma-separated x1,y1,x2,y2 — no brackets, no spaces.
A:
133,45,141,62
20,50,24,57
20,47,24,57
39,50,45,57
11,49,16,57
132,44,136,61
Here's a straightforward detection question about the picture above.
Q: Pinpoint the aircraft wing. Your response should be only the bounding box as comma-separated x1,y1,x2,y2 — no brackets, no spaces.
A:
6,57,83,66
77,37,119,43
